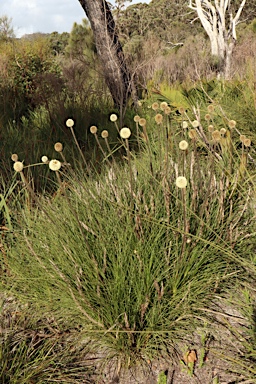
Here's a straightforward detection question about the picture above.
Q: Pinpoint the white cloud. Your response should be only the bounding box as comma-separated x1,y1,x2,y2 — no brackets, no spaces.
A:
0,0,150,38
0,0,84,37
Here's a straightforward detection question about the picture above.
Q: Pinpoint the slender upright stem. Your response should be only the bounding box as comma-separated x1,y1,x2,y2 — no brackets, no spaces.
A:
125,138,133,203
93,133,112,167
70,126,90,173
104,137,116,165
180,188,188,259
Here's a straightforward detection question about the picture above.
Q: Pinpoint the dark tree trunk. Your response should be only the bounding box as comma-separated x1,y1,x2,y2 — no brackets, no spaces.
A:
78,0,136,110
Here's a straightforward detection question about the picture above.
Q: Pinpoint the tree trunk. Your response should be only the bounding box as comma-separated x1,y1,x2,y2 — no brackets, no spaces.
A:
189,0,246,80
224,40,235,80
78,0,135,111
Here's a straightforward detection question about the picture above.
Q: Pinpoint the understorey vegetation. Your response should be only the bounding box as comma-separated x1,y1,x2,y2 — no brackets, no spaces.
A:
0,3,256,383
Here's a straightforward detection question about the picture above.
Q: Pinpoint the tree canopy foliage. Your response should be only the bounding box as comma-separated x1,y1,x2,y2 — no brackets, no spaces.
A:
0,15,15,42
1,0,256,113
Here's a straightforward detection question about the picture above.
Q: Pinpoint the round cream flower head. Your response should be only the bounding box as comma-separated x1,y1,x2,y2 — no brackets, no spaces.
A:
207,104,215,113
175,176,187,189
90,125,98,134
11,153,19,162
49,159,61,171
41,155,48,163
54,142,63,152
155,113,163,124
192,120,199,128
179,140,189,151
151,102,159,111
212,130,221,141
66,118,74,128
164,106,171,115
228,120,236,129
101,130,109,138
244,138,251,147
110,114,117,122
139,118,146,127
120,127,131,139
13,161,24,172
160,101,168,111
134,115,140,122
182,121,188,129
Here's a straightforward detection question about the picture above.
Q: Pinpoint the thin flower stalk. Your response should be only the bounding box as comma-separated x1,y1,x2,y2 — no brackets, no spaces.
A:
175,176,189,259
54,142,68,164
139,119,154,176
155,115,163,173
68,124,89,173
13,163,36,204
102,131,116,164
134,115,141,151
180,185,188,259
126,138,133,199
120,128,134,204
110,114,120,133
92,130,112,167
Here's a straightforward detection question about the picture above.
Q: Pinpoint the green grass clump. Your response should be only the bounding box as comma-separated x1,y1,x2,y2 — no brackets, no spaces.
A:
4,99,255,379
0,299,95,383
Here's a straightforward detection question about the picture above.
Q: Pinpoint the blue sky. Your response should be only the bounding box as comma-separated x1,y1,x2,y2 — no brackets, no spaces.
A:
0,0,150,38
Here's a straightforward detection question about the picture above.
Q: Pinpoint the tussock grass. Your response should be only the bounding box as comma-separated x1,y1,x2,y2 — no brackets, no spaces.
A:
0,298,96,383
4,99,255,380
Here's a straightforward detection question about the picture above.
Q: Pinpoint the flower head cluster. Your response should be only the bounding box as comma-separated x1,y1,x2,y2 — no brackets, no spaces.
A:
240,135,251,147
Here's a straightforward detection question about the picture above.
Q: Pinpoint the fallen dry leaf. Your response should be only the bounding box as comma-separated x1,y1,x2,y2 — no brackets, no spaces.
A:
184,349,197,364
